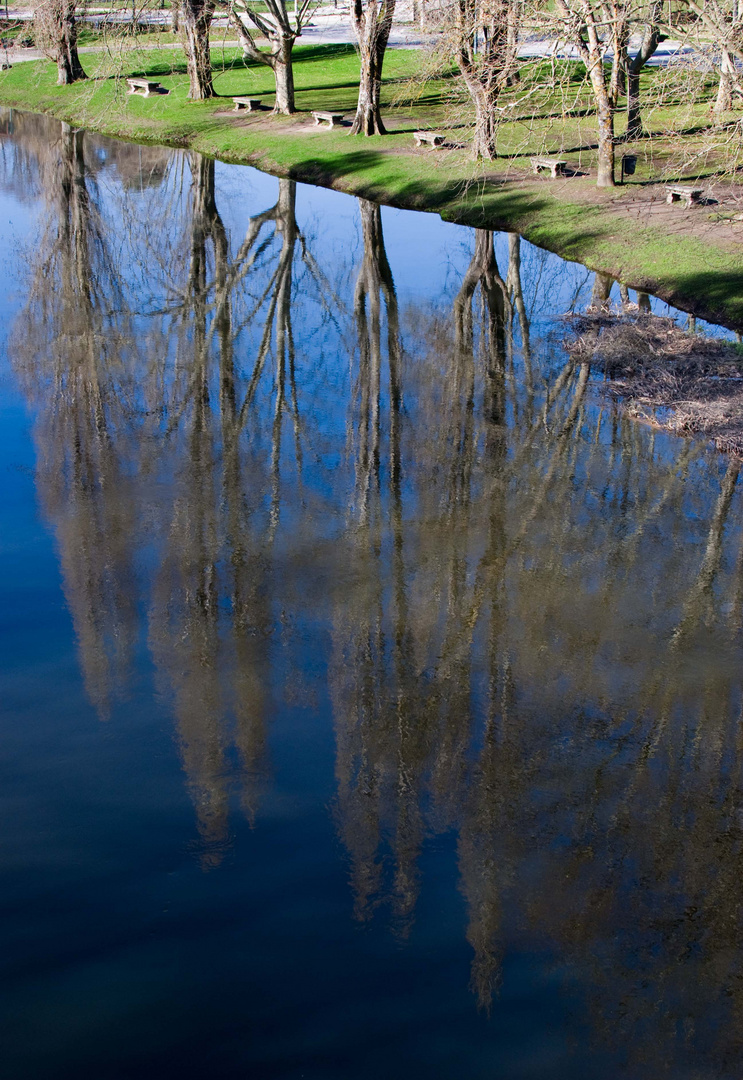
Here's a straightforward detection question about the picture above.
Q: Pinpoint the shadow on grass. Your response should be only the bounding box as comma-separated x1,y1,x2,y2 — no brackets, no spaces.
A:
507,143,599,159
667,269,743,329
285,149,560,222
391,91,450,108
527,107,598,123
384,126,442,136
128,53,254,79
292,43,357,62
128,60,189,78
385,70,459,84
294,81,363,94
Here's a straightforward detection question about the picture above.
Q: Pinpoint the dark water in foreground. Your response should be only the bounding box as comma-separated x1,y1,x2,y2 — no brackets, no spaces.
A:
2,108,743,1080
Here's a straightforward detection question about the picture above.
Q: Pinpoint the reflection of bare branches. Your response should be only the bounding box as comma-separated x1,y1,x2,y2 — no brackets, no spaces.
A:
333,199,425,934
10,112,743,1068
353,200,400,522
147,165,331,860
506,233,532,414
149,155,228,865
330,220,743,1061
671,458,740,647
10,121,137,719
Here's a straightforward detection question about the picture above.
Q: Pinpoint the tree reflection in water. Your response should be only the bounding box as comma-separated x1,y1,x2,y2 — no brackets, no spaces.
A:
9,116,142,718
145,161,329,864
5,111,743,1073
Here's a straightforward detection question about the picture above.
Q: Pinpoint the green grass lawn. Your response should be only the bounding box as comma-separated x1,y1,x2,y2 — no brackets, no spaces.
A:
0,42,741,326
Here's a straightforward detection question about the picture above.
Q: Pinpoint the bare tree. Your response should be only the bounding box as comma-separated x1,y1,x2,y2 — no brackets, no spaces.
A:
35,0,87,85
551,0,621,185
350,0,396,135
10,123,138,715
230,0,317,114
434,0,521,159
332,198,426,936
681,0,743,110
625,0,665,138
147,166,314,855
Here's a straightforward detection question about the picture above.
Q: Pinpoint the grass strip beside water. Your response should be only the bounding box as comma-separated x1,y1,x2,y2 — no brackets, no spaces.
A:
0,44,741,327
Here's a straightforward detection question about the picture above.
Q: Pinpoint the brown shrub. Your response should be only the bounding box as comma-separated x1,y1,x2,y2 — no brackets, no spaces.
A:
564,312,743,454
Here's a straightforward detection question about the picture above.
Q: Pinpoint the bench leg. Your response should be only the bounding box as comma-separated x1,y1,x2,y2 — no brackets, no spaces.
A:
666,192,679,204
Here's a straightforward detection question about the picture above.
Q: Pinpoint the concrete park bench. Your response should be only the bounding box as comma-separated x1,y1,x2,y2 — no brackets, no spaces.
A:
312,111,345,128
232,96,262,112
126,78,164,97
666,185,703,207
531,156,568,178
414,131,445,148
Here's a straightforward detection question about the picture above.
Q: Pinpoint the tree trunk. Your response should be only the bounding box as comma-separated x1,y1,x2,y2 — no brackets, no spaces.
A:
714,49,735,112
57,42,86,85
610,16,629,103
182,0,214,100
626,68,643,139
350,0,395,135
55,5,86,85
471,84,498,160
592,77,615,186
456,0,513,162
171,0,180,32
276,177,297,235
589,271,613,310
351,39,386,134
354,198,399,512
229,12,297,115
623,5,663,140
272,37,296,115
553,0,615,186
455,230,507,447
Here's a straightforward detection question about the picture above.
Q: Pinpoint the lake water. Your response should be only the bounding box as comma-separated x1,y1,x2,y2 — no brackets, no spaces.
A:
2,108,743,1080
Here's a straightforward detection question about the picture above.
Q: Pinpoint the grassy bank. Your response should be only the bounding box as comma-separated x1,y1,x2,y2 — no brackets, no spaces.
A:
0,43,741,327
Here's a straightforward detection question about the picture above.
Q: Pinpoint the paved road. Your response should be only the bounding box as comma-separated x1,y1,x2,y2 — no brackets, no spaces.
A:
1,3,432,61
0,4,699,68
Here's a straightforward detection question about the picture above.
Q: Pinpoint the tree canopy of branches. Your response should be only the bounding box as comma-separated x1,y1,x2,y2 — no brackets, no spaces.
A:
34,0,87,85
415,0,742,179
230,0,317,114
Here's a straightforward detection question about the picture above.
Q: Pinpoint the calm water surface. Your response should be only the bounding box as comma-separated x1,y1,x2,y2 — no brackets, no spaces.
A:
2,109,743,1080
